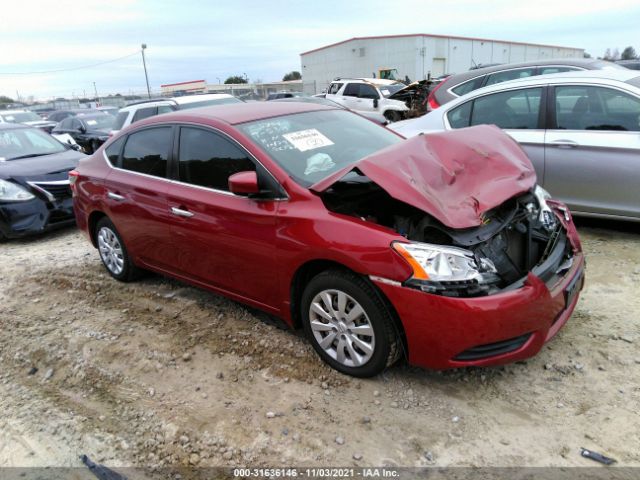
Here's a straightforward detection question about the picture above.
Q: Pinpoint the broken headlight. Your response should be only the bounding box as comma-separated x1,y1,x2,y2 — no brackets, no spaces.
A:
393,241,487,282
534,185,557,231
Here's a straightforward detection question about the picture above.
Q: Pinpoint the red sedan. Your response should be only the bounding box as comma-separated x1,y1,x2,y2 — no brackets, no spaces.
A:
70,102,584,377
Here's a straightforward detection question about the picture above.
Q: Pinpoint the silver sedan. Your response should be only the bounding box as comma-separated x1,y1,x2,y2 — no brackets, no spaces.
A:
390,70,640,221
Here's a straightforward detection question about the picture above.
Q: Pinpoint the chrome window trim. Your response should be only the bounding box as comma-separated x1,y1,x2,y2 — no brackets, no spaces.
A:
444,84,545,130
102,122,289,201
447,66,587,98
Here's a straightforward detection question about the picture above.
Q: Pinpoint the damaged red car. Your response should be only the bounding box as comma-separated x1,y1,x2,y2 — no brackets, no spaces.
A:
70,103,585,377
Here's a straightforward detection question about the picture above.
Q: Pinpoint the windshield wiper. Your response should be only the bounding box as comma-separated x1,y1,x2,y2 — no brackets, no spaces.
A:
7,152,54,160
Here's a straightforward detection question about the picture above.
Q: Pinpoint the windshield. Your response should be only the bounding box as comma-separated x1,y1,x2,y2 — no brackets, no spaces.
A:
379,84,405,97
238,109,401,186
0,111,43,123
0,128,66,160
179,97,243,109
83,114,115,130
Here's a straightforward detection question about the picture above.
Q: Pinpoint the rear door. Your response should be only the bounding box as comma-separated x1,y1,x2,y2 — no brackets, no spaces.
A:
544,84,640,218
445,86,546,181
166,126,281,310
103,126,175,269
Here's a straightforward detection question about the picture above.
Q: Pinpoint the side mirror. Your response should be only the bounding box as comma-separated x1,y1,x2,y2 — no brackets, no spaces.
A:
373,98,379,108
228,171,260,195
78,125,86,134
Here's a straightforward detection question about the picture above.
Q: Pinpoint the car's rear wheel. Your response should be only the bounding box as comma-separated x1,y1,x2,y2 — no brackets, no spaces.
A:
301,270,400,377
95,217,140,282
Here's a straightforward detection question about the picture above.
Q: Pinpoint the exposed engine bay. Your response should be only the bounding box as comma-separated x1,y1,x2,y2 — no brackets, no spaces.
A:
320,174,572,297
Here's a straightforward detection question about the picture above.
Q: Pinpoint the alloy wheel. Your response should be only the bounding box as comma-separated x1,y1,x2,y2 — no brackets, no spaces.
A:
308,289,375,367
97,226,124,275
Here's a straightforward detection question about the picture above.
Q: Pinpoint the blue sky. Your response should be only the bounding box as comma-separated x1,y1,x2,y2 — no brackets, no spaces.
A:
1,0,639,100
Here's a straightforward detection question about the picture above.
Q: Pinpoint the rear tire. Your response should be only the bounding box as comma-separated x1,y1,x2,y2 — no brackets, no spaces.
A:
95,217,141,282
301,270,399,377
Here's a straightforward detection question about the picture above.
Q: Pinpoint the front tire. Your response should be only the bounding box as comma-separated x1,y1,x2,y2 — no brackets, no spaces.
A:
95,217,140,282
384,110,402,122
301,270,399,377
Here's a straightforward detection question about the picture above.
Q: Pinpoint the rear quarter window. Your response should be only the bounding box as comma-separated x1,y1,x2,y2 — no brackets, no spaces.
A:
451,76,485,96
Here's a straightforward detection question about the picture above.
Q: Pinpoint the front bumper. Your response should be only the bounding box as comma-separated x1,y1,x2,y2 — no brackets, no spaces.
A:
0,196,75,239
373,244,585,370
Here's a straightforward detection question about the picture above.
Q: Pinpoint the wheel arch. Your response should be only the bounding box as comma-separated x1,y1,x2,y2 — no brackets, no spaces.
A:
88,210,108,247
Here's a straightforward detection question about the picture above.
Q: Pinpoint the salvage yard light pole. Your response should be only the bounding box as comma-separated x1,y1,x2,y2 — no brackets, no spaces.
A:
141,43,151,99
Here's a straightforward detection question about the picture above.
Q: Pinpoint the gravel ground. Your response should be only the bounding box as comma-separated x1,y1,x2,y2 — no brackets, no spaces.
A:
0,219,639,472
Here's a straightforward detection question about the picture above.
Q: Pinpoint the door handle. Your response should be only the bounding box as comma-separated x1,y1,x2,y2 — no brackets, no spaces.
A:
171,207,194,218
550,139,579,148
107,191,125,201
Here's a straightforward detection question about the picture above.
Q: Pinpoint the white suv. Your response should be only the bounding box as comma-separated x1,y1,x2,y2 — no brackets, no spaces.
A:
111,93,243,135
325,78,408,122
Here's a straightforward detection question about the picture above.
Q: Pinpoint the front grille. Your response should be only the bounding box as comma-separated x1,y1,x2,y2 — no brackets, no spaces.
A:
28,180,72,201
453,333,531,361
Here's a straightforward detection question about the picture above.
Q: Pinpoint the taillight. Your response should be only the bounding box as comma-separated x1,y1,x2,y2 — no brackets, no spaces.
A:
425,77,449,111
69,170,79,195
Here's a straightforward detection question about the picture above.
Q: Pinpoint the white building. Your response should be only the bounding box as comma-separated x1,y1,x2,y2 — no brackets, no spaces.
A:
300,34,584,94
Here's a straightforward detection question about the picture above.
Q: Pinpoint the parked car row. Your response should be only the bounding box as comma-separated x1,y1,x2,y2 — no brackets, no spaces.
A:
391,69,640,221
8,60,640,378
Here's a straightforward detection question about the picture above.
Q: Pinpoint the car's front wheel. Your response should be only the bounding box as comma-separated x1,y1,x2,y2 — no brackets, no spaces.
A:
95,217,140,282
301,270,400,377
384,110,402,122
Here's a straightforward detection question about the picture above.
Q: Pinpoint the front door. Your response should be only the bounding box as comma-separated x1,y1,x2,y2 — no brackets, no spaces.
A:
545,84,640,218
166,126,281,310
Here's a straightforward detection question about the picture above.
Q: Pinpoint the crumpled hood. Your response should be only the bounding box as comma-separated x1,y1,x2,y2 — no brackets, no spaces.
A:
311,125,537,229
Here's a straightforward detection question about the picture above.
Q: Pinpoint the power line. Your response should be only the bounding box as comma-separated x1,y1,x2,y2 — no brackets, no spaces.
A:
0,51,141,76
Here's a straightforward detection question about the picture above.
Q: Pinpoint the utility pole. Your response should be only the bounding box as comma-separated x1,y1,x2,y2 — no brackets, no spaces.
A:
141,43,151,98
93,82,99,106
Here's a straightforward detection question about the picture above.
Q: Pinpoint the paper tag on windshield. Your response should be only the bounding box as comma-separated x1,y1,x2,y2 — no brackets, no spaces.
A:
283,129,333,152
86,120,97,126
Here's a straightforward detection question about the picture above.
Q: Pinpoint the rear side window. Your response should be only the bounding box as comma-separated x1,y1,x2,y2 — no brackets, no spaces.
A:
343,83,360,97
178,127,255,191
485,68,536,86
105,136,126,165
470,87,542,129
112,112,128,130
121,127,172,177
132,107,157,123
327,83,343,95
451,76,485,96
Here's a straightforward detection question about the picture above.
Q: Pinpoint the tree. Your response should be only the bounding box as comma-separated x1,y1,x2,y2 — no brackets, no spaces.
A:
282,71,301,81
621,46,637,60
0,95,14,104
583,52,592,59
224,75,248,84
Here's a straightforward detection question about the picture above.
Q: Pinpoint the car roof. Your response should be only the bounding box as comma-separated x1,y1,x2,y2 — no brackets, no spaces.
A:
172,93,236,105
139,101,337,127
0,122,29,130
442,69,640,106
446,58,622,84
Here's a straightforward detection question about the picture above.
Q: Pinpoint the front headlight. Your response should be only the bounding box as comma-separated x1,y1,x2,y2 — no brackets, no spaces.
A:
393,241,485,282
0,179,35,202
534,185,557,231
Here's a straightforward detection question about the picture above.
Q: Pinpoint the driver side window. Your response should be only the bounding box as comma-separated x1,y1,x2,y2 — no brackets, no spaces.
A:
358,84,379,99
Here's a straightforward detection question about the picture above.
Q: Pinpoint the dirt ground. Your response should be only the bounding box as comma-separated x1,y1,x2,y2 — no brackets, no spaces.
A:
0,219,639,473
